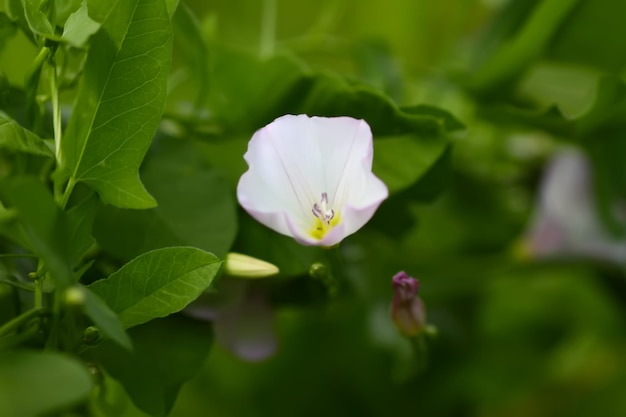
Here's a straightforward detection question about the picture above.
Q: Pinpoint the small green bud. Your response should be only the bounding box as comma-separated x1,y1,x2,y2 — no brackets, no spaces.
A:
64,286,86,307
83,326,101,345
224,252,279,278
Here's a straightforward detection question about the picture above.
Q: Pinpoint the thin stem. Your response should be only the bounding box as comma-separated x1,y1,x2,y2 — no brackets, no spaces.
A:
59,177,76,210
260,0,277,58
0,308,47,337
34,279,43,309
48,57,63,165
44,290,62,350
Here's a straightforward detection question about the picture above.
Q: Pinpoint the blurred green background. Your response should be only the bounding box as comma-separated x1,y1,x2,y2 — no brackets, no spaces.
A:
4,0,626,416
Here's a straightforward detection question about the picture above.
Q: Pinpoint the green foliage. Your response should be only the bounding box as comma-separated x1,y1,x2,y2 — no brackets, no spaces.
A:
0,0,625,416
86,315,213,416
89,247,221,329
62,0,172,208
0,351,93,417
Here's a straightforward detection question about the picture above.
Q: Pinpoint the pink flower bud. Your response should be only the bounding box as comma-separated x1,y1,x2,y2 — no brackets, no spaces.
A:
391,271,426,337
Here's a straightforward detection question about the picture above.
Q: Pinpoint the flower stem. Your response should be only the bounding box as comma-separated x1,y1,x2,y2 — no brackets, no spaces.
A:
48,56,63,164
0,308,47,337
260,0,276,58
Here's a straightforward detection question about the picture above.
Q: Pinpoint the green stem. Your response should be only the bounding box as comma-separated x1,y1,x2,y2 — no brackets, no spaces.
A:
260,0,276,58
0,308,47,337
44,289,62,350
59,177,76,210
34,279,43,309
48,58,63,164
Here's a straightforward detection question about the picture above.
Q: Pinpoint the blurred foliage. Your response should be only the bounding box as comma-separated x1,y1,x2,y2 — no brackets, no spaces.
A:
0,0,625,416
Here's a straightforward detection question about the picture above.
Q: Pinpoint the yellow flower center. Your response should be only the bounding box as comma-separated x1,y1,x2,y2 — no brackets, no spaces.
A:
309,192,340,240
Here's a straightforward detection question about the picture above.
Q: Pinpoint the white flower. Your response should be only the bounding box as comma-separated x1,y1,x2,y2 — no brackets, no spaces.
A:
524,148,626,263
237,114,388,246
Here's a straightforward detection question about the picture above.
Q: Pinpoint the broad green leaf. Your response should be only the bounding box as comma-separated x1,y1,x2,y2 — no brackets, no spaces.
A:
62,0,100,47
85,315,213,417
66,193,97,264
83,285,133,351
0,113,53,156
88,247,221,329
93,137,237,261
0,178,73,288
0,351,93,417
373,134,448,194
165,0,180,18
62,0,173,208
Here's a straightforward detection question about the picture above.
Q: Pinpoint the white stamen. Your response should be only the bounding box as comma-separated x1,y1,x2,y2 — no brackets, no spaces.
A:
312,192,335,224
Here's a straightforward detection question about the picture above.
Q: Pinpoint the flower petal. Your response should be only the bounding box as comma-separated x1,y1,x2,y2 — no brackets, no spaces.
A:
237,114,388,245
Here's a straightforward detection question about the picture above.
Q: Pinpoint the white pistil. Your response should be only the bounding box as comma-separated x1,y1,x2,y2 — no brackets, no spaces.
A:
312,192,335,224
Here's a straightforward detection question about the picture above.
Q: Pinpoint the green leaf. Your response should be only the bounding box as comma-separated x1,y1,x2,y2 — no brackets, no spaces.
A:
62,0,101,48
0,178,73,288
0,113,53,156
0,351,93,417
93,137,237,261
88,247,221,329
83,285,133,351
548,0,626,73
21,0,59,40
85,315,213,417
62,0,173,208
373,134,448,194
165,0,180,18
66,193,97,265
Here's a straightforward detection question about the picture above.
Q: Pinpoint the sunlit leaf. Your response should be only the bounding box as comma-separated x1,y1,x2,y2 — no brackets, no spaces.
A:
62,1,100,48
88,247,221,329
62,0,172,208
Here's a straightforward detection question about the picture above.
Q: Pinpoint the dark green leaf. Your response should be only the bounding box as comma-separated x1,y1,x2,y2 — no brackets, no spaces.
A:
88,247,221,329
0,351,93,417
0,113,53,156
85,315,213,417
0,178,73,288
62,0,173,208
66,193,97,265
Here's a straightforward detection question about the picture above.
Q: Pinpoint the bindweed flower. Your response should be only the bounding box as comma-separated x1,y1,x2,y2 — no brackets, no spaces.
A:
522,148,626,263
390,271,426,337
237,114,388,246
